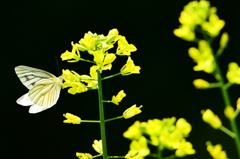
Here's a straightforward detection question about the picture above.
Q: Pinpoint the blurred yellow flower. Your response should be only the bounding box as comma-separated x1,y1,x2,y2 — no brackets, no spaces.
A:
202,13,225,37
123,121,142,140
173,25,195,41
125,152,138,159
128,136,150,159
63,113,81,124
202,109,222,129
121,56,141,76
112,90,126,105
237,98,240,109
206,142,227,159
226,62,240,84
175,140,196,157
220,32,229,49
61,42,81,62
92,140,102,154
224,106,235,119
116,36,137,56
193,79,210,89
188,40,215,73
178,0,210,27
176,118,192,136
76,152,93,159
123,105,142,119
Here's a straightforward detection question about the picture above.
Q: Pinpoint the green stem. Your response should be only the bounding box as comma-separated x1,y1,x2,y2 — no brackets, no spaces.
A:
81,120,100,123
223,82,233,90
201,28,240,158
97,70,108,159
102,73,121,80
80,58,95,64
93,154,103,158
157,144,162,159
105,116,124,122
213,47,240,158
162,155,176,159
220,126,236,138
234,109,240,118
108,156,125,158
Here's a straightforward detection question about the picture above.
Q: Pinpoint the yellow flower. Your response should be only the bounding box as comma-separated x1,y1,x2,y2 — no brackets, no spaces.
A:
93,51,116,71
226,62,240,84
128,136,150,159
237,98,240,109
173,25,195,41
63,113,81,124
202,109,222,129
123,121,142,140
202,13,225,37
61,69,88,94
112,90,126,105
206,142,227,159
61,42,81,62
224,106,235,119
176,118,192,136
179,0,210,27
220,32,229,49
116,36,137,56
121,56,141,76
175,140,195,157
123,105,142,119
188,40,215,73
106,28,120,44
125,152,138,159
193,79,210,89
76,153,93,159
92,140,102,154
78,32,97,52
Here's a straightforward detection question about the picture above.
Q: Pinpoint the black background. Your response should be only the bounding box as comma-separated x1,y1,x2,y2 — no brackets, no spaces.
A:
2,0,240,159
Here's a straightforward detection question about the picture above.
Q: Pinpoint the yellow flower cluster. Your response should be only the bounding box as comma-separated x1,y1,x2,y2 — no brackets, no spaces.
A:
60,29,140,94
188,40,215,73
63,113,81,124
206,142,227,159
226,62,240,84
123,117,195,158
174,0,225,41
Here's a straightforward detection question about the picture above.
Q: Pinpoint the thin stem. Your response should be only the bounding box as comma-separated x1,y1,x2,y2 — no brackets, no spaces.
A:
81,120,100,123
80,58,95,64
234,109,240,118
210,45,240,158
215,47,225,58
93,154,103,158
223,82,234,90
220,126,236,138
162,155,176,159
200,28,240,158
102,73,121,80
108,156,125,158
97,70,108,159
105,116,124,122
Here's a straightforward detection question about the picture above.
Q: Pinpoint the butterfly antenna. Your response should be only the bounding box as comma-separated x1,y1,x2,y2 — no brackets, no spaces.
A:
55,57,61,76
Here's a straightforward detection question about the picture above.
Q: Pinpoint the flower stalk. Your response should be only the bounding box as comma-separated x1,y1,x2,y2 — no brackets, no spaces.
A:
97,70,108,159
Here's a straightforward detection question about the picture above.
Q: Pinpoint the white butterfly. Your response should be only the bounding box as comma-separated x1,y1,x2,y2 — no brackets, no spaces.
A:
15,65,63,114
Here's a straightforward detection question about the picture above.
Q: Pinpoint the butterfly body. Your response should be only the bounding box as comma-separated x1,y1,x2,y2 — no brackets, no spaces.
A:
15,65,62,113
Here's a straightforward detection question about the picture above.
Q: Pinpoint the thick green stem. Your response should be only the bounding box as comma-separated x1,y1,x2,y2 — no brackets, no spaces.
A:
157,144,162,159
97,70,108,159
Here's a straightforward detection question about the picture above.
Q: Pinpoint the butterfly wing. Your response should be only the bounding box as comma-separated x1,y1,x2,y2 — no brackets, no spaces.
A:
28,77,62,113
15,65,56,89
15,65,63,113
